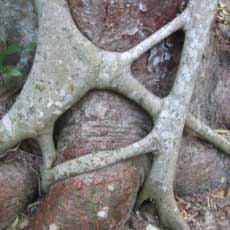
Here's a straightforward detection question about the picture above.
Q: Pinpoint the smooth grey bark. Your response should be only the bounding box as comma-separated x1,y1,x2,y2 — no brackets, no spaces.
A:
137,2,218,229
0,0,228,229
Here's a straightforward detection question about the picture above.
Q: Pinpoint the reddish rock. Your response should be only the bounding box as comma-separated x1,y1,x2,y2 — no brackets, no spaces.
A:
28,160,149,230
0,158,37,229
68,0,185,97
175,29,230,195
213,43,230,129
68,0,184,51
28,91,151,229
0,91,38,229
175,136,229,195
215,77,230,129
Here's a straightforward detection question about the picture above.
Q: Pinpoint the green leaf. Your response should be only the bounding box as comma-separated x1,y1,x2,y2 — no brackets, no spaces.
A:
0,44,22,58
1,65,15,72
26,42,36,52
0,43,34,79
0,65,4,72
0,44,23,66
4,69,22,77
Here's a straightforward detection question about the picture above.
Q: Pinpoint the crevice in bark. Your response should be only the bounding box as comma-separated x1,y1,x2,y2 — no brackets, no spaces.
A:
131,30,185,98
54,89,153,145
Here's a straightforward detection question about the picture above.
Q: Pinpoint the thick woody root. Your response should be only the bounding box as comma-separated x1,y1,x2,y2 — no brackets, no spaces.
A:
0,0,228,160
137,146,189,230
0,0,228,229
41,129,158,192
137,1,219,229
0,121,24,155
139,174,189,229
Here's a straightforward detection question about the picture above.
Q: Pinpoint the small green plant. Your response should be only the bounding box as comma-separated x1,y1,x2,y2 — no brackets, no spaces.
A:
0,44,23,79
0,42,36,79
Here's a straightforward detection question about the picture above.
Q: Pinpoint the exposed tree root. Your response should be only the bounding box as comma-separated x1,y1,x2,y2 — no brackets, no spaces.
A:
42,130,159,191
0,0,227,229
186,114,230,154
136,1,218,229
